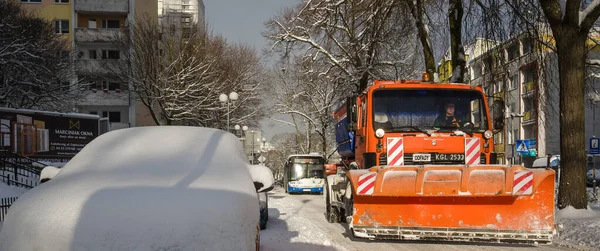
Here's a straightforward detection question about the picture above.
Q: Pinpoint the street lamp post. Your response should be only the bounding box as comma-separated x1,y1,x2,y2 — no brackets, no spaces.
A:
219,92,239,132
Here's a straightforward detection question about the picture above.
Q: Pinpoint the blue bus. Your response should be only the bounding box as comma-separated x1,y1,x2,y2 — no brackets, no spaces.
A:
283,153,325,194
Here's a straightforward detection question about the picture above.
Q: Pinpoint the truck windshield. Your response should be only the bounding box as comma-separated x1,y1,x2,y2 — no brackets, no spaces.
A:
291,163,325,180
372,89,488,132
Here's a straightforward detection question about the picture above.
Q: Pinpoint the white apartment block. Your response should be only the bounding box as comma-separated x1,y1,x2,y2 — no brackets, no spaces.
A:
158,0,205,28
72,0,136,130
467,35,600,165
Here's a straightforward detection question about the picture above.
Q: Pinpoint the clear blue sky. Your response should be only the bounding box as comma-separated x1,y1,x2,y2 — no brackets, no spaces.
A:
204,0,299,140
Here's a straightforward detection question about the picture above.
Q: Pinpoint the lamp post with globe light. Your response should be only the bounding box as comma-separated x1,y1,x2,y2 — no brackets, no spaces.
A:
219,92,238,132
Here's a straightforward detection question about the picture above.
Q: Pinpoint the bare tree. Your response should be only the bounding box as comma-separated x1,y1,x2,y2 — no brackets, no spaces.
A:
111,15,265,128
268,57,344,157
535,0,600,209
0,0,84,111
264,0,421,93
407,0,437,78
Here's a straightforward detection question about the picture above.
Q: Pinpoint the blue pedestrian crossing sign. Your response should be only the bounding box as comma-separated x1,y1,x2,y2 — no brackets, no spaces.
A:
516,140,529,154
590,138,600,155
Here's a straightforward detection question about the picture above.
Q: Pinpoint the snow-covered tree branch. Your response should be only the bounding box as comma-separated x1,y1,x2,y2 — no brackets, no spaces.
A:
0,0,85,111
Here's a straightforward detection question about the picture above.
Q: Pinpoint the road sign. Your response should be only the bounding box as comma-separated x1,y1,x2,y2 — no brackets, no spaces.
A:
258,155,266,163
516,140,529,154
591,138,600,155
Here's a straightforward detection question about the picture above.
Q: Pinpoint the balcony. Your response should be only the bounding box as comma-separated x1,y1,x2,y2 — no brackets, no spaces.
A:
75,28,127,43
76,59,128,76
494,144,505,153
493,91,505,99
523,81,536,96
79,90,130,107
523,111,536,125
75,0,129,13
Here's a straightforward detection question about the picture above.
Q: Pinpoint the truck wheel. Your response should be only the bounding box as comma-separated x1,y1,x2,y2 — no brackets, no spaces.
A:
343,182,353,223
325,184,339,223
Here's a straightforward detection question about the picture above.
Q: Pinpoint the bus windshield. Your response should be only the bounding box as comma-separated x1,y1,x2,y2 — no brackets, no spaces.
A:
288,157,325,181
372,89,488,132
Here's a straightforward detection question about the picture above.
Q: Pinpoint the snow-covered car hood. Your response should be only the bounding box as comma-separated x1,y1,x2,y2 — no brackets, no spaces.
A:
0,127,259,251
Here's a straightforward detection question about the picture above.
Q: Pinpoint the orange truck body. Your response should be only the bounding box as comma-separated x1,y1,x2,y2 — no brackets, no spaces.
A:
325,79,556,244
324,164,339,176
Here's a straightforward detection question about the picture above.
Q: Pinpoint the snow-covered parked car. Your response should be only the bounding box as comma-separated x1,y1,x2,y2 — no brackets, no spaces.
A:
249,164,274,230
0,126,268,251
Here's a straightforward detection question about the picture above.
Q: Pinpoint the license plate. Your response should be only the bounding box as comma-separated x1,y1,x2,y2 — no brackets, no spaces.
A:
303,189,311,192
434,154,465,161
413,153,431,162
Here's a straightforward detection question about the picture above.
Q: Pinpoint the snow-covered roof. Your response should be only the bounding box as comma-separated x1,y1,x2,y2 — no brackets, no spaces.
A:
0,126,260,251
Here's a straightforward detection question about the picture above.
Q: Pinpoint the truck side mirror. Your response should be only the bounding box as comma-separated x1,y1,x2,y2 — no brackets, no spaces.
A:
492,100,505,130
492,100,505,120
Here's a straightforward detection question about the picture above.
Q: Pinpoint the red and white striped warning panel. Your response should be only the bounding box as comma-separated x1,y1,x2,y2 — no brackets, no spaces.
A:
464,138,481,165
513,171,534,195
357,172,377,195
386,137,404,166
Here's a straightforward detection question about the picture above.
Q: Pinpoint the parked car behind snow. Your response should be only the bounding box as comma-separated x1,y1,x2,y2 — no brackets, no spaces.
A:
0,127,268,251
249,164,274,230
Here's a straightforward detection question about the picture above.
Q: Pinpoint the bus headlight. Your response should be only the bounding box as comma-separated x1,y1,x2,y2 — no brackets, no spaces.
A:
375,128,385,139
483,130,493,139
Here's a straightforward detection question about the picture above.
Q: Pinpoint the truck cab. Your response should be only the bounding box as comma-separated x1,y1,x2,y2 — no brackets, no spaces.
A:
335,77,505,169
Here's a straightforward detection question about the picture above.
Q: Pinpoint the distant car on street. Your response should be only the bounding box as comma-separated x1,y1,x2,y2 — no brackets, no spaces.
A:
0,127,272,251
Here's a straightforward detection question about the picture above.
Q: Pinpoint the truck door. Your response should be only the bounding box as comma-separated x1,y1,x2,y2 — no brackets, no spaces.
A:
355,97,367,168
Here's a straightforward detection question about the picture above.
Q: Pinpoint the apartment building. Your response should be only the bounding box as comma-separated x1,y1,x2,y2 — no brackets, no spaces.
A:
158,0,205,28
458,34,600,164
71,0,158,130
20,0,73,43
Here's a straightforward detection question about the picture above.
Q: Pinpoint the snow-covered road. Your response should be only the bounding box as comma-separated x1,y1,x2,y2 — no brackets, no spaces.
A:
260,187,587,251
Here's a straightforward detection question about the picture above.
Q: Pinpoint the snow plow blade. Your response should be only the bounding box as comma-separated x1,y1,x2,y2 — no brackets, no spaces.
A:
348,165,555,244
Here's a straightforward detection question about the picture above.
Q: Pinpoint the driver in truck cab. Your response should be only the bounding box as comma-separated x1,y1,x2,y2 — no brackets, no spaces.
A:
433,102,465,129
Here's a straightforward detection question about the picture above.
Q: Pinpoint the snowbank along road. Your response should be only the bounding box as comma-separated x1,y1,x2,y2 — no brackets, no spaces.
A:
260,187,595,251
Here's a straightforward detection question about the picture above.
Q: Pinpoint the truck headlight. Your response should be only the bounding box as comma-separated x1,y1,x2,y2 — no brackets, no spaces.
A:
483,130,493,139
375,128,385,139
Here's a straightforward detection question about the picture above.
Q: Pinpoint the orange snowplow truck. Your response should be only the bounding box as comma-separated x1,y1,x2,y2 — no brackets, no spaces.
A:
324,75,556,244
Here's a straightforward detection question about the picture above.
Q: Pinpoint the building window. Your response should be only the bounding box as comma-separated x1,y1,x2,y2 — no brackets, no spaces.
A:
507,43,519,61
522,38,533,55
102,111,121,123
89,50,97,59
54,20,69,34
54,0,68,3
101,111,121,122
89,111,97,115
182,17,191,27
108,82,120,91
101,50,120,59
523,68,536,83
101,20,120,28
21,0,42,2
494,81,503,93
510,74,518,90
509,102,516,114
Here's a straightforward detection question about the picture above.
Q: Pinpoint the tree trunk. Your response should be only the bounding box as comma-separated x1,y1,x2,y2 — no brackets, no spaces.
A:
448,0,465,83
408,0,436,78
321,125,328,160
556,28,588,209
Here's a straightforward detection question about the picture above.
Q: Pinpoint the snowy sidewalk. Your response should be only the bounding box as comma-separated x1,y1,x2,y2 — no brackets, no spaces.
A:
554,201,600,250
